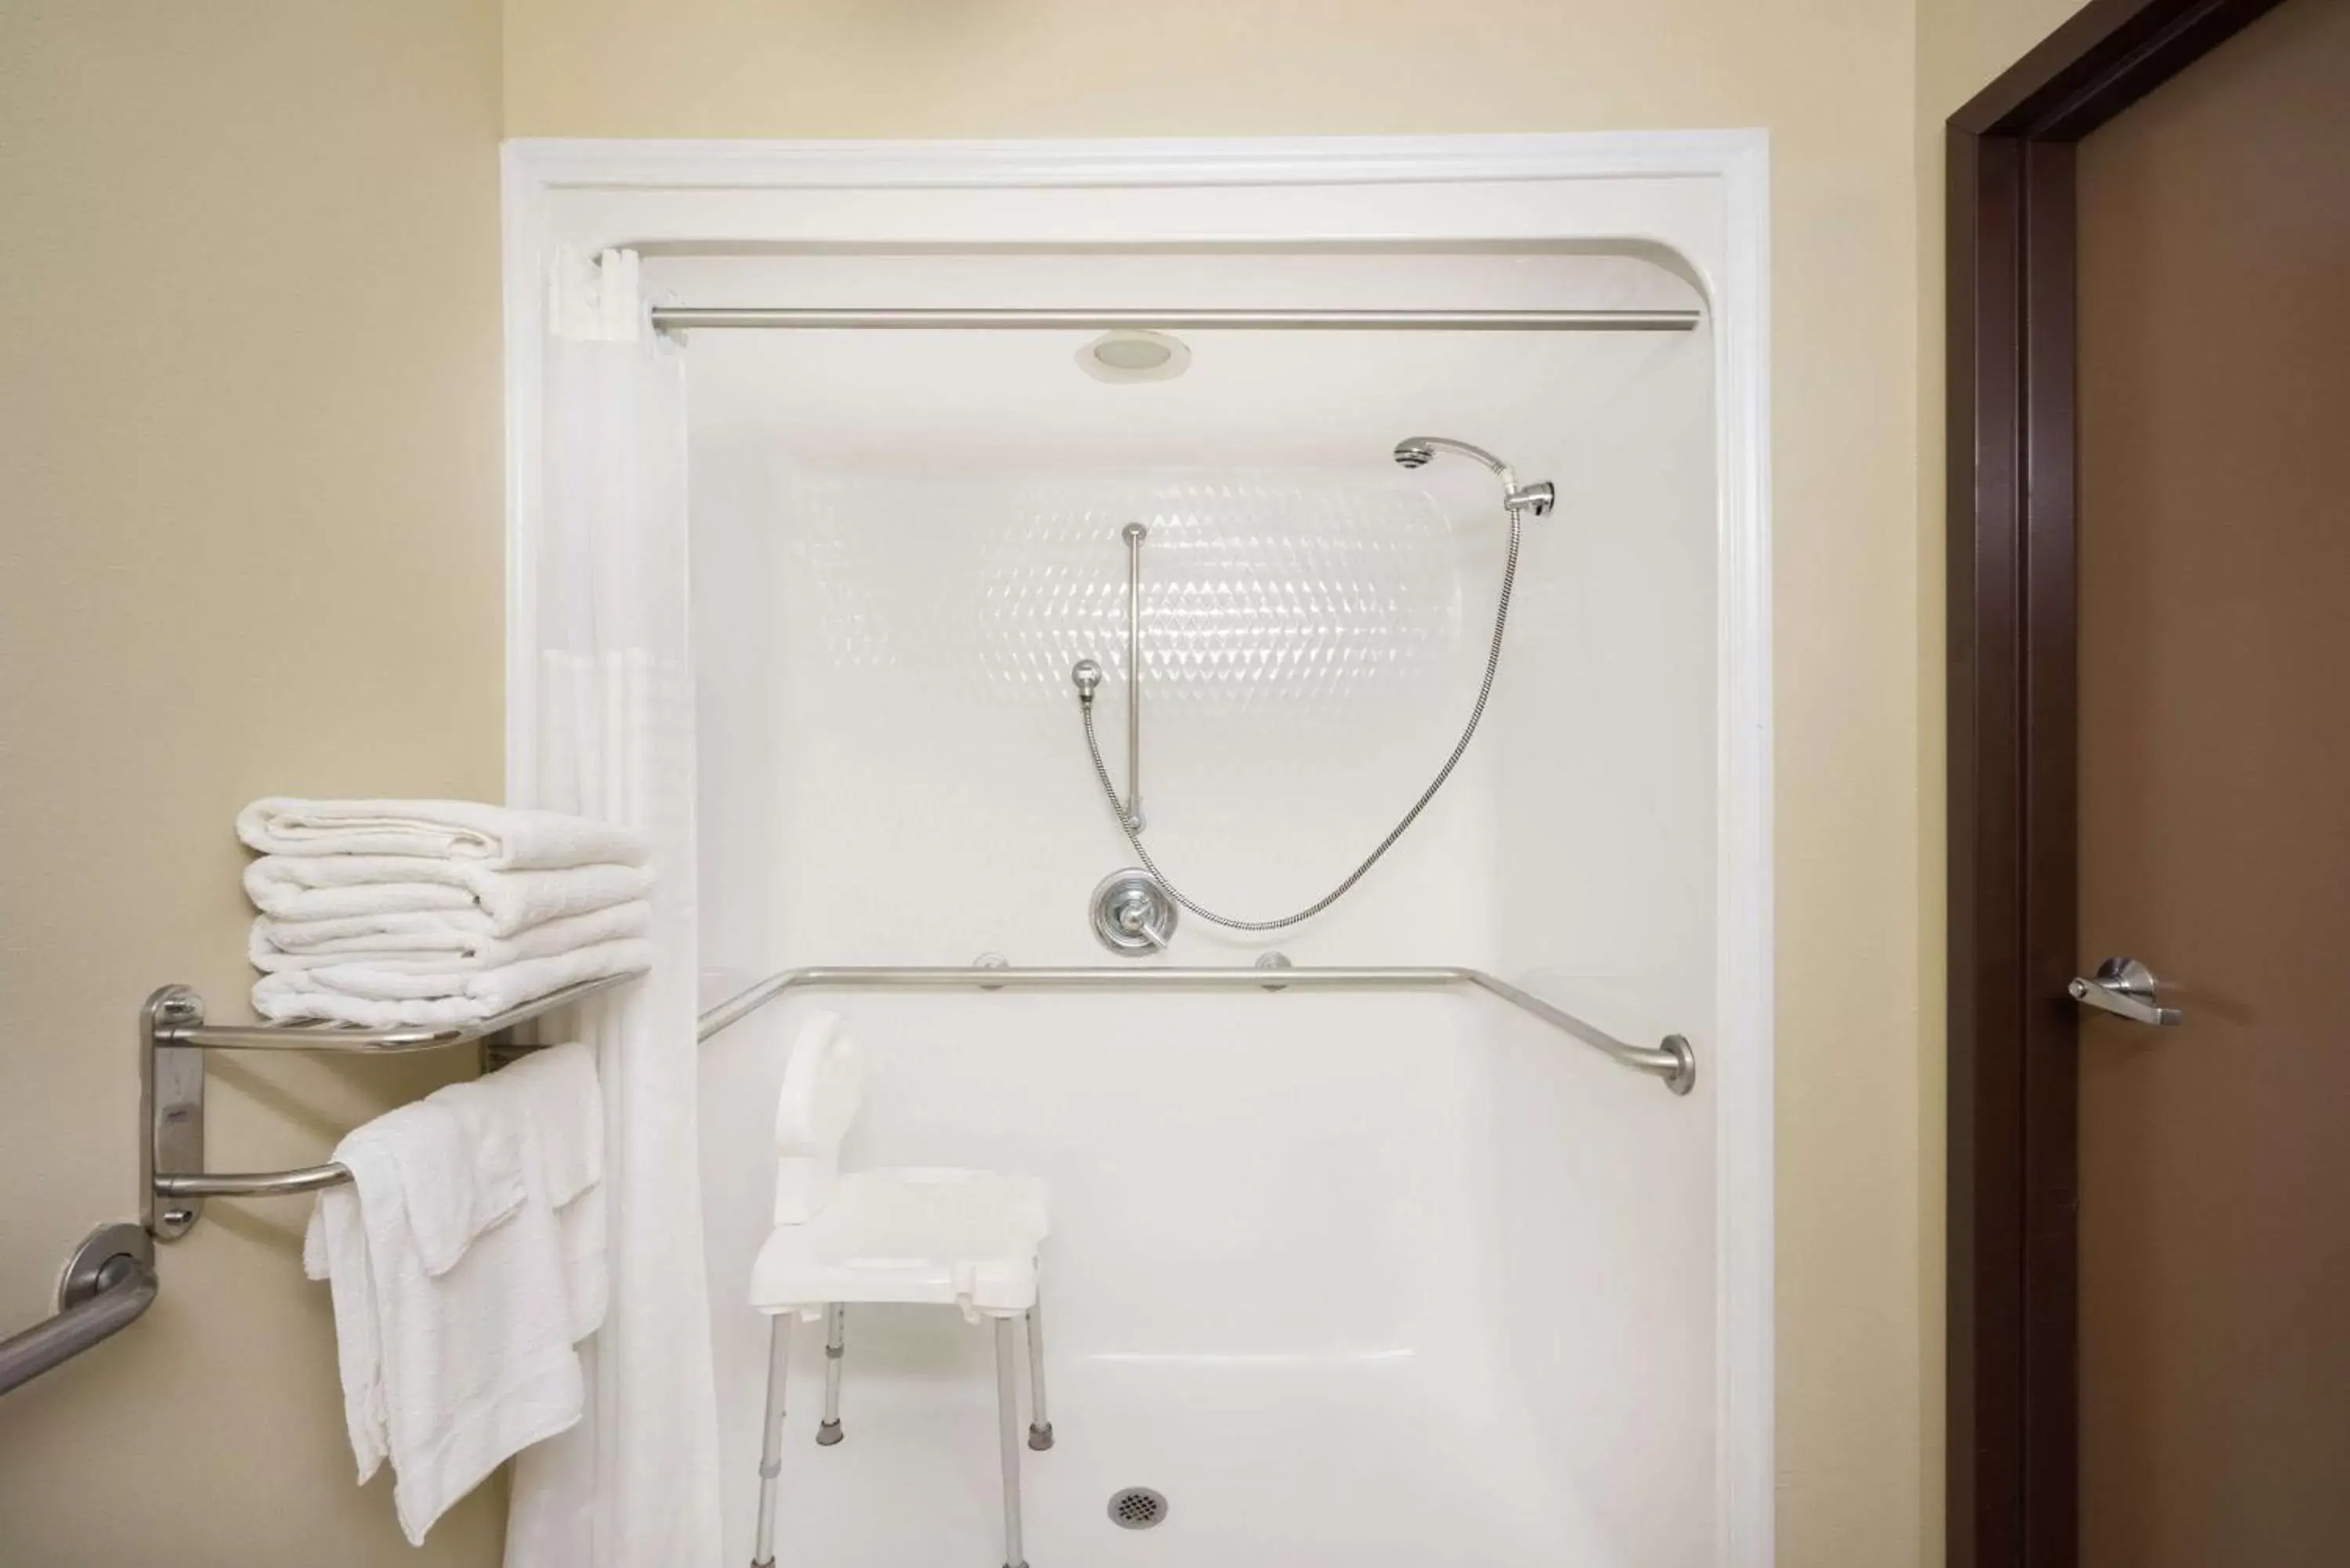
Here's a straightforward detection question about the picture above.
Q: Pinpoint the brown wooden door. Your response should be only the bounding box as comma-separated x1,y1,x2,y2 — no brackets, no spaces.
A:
2073,2,2350,1562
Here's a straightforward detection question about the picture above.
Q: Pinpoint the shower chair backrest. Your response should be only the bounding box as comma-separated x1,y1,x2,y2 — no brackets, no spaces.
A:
772,1010,864,1224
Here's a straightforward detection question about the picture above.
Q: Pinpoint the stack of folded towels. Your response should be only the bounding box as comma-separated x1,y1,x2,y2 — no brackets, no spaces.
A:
240,797,653,1028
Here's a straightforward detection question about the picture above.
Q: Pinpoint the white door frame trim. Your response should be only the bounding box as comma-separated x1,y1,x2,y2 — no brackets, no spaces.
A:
501,131,1773,1567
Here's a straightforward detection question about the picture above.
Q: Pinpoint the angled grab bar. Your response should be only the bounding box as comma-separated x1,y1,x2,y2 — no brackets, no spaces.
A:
696,963,1696,1096
0,1224,157,1399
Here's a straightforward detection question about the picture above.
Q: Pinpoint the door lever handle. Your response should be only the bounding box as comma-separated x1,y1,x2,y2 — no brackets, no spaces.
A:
2069,956,2183,1027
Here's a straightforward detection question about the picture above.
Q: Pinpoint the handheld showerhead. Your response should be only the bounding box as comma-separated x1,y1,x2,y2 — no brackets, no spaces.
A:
1392,435,1509,475
1390,435,1554,517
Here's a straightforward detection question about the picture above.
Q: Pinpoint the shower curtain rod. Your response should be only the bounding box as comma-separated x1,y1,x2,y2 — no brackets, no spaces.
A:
698,963,1697,1096
649,306,1701,332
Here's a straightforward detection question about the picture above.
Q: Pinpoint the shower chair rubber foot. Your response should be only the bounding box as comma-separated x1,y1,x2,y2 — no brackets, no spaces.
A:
1026,1422,1055,1451
815,1419,844,1447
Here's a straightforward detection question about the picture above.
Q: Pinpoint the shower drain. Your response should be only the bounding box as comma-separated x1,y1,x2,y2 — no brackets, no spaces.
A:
1107,1487,1170,1530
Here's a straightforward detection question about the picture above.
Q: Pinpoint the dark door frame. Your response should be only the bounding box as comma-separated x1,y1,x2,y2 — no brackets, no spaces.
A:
1945,1,2287,1564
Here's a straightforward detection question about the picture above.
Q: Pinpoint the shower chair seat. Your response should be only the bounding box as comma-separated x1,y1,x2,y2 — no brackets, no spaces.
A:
750,1166,1050,1316
747,1012,1053,1568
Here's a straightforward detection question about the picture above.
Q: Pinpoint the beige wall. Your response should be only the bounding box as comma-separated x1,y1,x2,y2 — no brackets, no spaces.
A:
0,3,508,1563
507,2,1931,1563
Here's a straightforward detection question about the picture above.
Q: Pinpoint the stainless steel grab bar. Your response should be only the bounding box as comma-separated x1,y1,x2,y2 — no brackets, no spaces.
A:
697,963,1697,1096
0,1224,157,1398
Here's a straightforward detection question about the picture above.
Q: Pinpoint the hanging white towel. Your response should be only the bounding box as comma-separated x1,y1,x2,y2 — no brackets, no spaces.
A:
251,899,652,972
238,798,647,869
255,939,651,1028
303,1044,605,1546
244,855,653,936
477,1046,608,1340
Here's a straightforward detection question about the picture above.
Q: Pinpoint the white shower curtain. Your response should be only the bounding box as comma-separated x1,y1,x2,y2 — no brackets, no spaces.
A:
507,248,722,1568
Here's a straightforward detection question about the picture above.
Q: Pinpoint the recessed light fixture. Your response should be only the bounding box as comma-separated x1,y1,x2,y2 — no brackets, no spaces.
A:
1079,328,1190,383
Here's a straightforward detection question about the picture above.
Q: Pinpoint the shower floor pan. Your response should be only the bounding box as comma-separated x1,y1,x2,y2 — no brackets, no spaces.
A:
721,1345,1626,1566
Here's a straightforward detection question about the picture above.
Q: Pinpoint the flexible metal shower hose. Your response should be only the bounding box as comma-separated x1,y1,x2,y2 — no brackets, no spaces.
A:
1079,499,1524,931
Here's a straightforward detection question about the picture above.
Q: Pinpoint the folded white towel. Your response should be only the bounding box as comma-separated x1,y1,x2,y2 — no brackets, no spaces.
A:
251,900,652,973
255,939,651,1028
251,907,506,951
303,1095,525,1472
302,1044,605,1545
388,1093,528,1278
244,856,653,937
239,798,647,870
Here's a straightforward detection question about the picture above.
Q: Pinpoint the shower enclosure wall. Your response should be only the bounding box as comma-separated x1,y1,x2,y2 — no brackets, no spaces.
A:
506,136,1771,1568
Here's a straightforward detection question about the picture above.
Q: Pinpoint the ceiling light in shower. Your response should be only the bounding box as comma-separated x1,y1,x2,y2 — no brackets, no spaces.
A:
1079,328,1190,383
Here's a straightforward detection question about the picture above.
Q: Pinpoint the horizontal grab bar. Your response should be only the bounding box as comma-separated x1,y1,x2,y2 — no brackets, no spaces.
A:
698,964,1696,1096
0,1225,157,1398
143,959,1694,1217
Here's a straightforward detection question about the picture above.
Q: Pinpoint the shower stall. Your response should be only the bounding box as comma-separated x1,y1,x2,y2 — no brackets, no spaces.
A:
507,134,1772,1568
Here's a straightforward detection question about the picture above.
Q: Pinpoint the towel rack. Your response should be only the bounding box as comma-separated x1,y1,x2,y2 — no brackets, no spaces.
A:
143,971,644,1239
698,963,1697,1096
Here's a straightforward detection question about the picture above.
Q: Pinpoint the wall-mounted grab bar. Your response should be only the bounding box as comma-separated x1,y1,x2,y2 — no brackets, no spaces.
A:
698,963,1697,1096
143,971,644,1237
0,1224,157,1398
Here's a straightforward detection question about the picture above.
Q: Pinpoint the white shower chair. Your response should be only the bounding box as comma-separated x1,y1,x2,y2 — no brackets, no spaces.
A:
747,1012,1054,1568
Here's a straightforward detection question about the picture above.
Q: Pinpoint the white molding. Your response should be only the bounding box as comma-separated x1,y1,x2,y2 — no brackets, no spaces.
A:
508,130,1770,193
501,131,1773,1566
1709,133,1775,1568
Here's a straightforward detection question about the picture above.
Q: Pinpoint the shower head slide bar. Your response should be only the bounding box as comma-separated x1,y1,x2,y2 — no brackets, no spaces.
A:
699,964,1697,1097
139,970,645,1237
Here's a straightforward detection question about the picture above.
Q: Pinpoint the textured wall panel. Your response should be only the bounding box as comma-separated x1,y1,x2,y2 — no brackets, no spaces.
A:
779,471,1466,717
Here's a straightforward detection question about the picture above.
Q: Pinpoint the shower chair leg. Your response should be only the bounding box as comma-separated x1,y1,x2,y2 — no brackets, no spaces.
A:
1024,1302,1054,1451
816,1303,845,1445
994,1315,1029,1568
751,1313,794,1568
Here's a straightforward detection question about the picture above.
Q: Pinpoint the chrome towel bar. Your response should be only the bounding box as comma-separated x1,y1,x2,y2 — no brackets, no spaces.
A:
698,963,1697,1096
143,971,645,1237
156,971,644,1053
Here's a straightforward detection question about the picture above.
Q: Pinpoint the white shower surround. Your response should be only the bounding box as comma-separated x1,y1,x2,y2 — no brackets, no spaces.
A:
503,133,1772,1566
